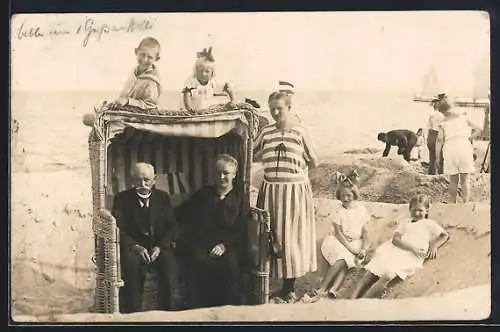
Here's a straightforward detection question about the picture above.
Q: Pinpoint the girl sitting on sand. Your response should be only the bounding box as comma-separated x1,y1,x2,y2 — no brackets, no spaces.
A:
181,47,235,113
350,194,449,299
306,174,370,302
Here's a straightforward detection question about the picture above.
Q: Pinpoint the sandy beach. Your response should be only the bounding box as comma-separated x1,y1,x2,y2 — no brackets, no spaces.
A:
11,147,490,322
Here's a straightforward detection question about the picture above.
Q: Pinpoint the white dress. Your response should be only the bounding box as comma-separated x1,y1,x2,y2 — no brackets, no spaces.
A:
364,218,445,280
320,204,370,269
439,115,475,175
410,135,425,160
181,76,218,111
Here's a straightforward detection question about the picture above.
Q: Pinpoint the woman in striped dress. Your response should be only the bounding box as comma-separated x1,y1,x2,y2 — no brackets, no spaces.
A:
254,91,319,303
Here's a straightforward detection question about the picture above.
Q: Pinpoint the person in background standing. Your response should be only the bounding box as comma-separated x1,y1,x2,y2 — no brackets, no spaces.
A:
427,94,446,174
435,94,483,203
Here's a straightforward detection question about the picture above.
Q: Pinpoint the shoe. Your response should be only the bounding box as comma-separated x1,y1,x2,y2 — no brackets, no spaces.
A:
301,289,325,303
283,291,299,303
327,289,341,299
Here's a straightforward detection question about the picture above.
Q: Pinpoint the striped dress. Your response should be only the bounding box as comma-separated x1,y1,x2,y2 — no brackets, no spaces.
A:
254,123,319,279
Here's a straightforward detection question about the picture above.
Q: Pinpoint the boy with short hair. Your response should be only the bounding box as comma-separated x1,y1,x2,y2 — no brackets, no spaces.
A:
111,37,162,110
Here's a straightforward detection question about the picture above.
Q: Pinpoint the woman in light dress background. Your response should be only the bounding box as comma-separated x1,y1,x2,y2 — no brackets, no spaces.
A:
434,94,483,203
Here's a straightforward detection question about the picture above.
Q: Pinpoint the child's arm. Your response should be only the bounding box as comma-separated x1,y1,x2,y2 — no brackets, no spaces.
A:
333,223,360,256
114,79,160,110
223,82,236,103
426,221,450,259
426,232,449,259
466,116,483,132
182,89,195,112
127,83,160,110
392,232,424,258
361,226,370,252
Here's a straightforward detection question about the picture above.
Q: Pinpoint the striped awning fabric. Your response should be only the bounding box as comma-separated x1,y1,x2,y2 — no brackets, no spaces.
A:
105,112,250,143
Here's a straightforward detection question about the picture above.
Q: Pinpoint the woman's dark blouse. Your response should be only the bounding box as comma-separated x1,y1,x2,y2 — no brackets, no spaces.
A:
177,185,250,257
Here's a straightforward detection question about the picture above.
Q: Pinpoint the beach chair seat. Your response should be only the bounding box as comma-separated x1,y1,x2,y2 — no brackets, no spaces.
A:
86,105,270,312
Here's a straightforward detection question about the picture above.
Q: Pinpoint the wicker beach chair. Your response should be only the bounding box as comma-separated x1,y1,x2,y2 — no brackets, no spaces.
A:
84,103,272,313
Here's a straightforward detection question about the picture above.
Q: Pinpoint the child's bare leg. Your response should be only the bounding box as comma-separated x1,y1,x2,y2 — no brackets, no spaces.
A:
318,260,347,294
361,275,392,298
328,262,348,294
349,270,379,299
449,174,459,203
459,173,470,203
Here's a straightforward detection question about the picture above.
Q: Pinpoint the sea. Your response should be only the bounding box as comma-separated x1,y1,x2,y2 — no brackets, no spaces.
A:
11,90,486,173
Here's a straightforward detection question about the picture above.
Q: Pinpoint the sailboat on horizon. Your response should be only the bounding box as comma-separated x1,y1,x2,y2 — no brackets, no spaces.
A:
413,66,440,102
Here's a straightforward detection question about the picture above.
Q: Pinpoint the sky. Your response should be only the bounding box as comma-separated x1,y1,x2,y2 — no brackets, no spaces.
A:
11,11,490,95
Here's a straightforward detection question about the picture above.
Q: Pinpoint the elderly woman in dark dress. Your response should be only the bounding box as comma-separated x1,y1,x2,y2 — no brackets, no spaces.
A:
177,154,250,308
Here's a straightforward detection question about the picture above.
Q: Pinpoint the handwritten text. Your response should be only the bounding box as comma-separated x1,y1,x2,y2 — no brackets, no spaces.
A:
16,17,155,47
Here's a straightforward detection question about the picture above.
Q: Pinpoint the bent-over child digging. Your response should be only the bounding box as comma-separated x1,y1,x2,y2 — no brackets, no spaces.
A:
305,174,370,302
110,37,162,110
350,194,449,299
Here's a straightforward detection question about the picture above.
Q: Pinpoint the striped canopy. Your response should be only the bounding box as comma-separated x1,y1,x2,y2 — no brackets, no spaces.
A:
94,109,254,207
104,111,251,145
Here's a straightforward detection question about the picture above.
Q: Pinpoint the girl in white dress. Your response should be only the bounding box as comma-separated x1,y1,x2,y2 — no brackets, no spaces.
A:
181,47,235,113
310,178,370,301
350,194,449,299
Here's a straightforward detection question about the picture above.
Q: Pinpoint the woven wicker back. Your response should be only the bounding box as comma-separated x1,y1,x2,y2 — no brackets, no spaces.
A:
105,130,245,208
92,209,123,313
247,207,271,304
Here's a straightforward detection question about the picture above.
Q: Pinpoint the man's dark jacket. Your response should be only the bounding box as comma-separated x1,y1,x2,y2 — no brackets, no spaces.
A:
111,188,178,253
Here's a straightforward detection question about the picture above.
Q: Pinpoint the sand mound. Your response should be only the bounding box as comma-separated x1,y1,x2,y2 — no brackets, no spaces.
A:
11,261,94,316
343,147,382,154
307,154,490,204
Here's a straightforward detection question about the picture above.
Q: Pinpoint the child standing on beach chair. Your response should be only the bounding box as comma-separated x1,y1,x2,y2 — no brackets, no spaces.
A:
181,47,235,113
350,194,449,299
109,37,162,110
305,173,370,302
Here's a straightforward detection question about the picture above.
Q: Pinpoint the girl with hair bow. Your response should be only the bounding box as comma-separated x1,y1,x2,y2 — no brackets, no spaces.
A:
181,46,236,113
305,169,369,302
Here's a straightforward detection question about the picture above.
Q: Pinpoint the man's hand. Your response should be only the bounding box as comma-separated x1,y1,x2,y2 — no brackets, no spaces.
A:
149,246,161,262
132,244,151,264
209,243,226,257
356,249,366,260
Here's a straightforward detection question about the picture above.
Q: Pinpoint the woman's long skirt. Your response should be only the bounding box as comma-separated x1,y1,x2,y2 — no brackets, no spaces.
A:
257,178,317,279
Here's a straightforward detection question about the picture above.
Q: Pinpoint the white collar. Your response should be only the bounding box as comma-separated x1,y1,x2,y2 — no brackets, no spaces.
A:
136,191,152,200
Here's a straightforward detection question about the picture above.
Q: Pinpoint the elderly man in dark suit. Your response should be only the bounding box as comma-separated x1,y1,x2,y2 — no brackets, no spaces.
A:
112,162,179,313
